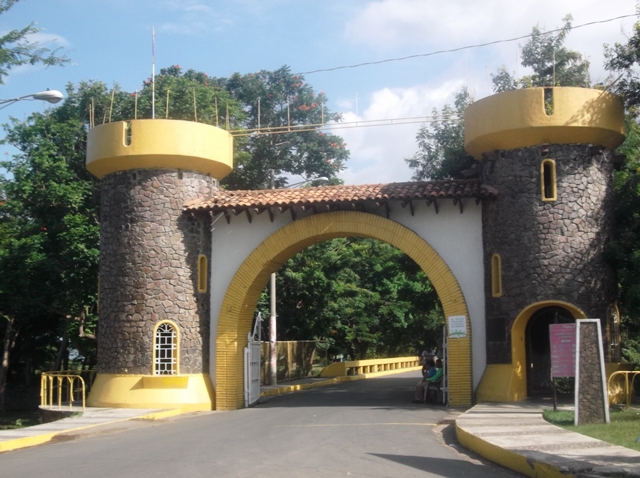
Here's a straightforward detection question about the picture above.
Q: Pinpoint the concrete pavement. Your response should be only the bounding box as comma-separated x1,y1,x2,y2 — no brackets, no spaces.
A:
0,407,180,453
2,373,640,478
456,402,640,478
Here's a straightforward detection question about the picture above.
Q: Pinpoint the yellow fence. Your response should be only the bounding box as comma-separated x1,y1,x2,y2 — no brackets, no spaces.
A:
40,371,95,412
608,371,639,410
320,356,421,377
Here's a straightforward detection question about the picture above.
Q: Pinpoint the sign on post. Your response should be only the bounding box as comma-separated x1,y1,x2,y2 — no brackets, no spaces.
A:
549,323,576,378
448,316,467,339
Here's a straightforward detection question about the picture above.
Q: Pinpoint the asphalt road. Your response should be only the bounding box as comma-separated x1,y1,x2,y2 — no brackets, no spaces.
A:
0,371,522,477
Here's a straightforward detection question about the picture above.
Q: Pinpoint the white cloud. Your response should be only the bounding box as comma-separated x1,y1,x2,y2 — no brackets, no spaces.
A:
337,79,465,185
345,0,633,50
158,0,231,36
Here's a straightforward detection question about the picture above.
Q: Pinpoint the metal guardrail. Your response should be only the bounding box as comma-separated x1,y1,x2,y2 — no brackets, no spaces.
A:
607,370,640,410
320,356,421,377
40,371,95,412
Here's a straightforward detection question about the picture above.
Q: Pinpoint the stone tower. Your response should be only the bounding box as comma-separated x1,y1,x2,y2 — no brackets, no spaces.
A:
86,119,233,411
467,87,625,401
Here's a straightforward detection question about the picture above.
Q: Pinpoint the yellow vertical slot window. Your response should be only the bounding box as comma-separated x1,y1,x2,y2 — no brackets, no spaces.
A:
541,159,557,201
197,254,208,293
491,254,502,297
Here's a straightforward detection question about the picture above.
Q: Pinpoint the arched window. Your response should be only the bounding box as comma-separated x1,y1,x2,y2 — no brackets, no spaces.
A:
198,254,208,293
491,254,502,297
154,322,178,375
541,159,557,201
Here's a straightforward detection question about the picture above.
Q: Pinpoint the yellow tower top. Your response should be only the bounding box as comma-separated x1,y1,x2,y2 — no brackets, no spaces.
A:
86,119,234,179
464,87,625,159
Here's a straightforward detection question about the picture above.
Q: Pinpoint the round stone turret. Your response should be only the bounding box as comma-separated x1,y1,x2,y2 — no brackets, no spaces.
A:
468,87,625,400
87,119,233,411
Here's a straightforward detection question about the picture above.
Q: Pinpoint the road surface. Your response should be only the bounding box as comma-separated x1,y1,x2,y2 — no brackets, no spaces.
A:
0,371,522,477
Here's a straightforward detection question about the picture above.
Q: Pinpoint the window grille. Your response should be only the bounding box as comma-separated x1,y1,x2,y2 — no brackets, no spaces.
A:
155,323,178,375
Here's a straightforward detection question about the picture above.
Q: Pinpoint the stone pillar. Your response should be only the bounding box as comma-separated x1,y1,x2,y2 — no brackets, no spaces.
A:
85,119,233,411
98,168,213,375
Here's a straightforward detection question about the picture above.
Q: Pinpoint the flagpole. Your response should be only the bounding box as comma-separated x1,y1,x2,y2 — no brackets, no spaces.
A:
152,27,155,120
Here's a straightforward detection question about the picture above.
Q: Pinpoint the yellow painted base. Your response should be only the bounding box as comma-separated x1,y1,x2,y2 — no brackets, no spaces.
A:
476,364,526,402
87,373,215,412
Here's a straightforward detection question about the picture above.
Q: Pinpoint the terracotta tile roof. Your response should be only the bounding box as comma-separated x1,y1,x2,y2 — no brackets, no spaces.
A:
185,179,496,213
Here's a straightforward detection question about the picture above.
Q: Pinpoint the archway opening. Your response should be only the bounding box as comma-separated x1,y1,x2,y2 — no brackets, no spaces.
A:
525,306,574,396
214,211,472,410
255,237,445,382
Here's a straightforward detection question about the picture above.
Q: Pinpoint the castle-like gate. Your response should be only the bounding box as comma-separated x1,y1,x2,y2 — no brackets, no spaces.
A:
84,87,626,411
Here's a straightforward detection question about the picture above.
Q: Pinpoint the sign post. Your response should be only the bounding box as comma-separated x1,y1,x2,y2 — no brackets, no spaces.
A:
549,323,576,411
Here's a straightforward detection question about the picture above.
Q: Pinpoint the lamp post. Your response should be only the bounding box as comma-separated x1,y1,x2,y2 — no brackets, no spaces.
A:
268,171,329,386
0,89,64,110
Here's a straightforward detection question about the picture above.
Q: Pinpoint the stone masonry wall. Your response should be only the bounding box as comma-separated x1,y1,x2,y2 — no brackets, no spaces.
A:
577,321,607,424
98,168,213,374
482,145,616,364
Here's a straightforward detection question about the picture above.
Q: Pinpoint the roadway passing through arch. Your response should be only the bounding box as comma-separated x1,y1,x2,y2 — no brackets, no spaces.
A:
0,371,521,477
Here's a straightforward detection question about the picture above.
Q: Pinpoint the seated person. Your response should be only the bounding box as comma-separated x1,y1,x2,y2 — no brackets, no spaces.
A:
414,358,443,402
422,358,436,380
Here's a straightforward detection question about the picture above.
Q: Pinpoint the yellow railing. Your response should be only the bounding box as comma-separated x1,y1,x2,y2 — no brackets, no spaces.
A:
40,371,95,412
320,356,421,377
608,370,640,410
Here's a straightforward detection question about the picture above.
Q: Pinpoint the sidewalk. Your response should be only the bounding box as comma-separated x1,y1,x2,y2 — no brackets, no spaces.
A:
456,402,640,478
0,407,180,453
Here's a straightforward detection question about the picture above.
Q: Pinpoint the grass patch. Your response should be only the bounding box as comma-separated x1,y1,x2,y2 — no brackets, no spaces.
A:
543,408,640,452
0,411,41,430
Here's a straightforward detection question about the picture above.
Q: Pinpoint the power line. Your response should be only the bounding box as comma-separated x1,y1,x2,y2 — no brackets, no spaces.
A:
296,14,637,76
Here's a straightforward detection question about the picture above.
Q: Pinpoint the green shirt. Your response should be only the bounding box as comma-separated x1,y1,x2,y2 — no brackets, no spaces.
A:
426,367,443,382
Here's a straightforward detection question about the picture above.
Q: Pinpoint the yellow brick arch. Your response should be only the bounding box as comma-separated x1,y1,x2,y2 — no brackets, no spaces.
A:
215,211,472,410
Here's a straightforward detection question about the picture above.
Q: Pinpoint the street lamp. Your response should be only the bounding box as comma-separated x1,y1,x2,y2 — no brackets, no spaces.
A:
268,171,330,386
0,89,64,110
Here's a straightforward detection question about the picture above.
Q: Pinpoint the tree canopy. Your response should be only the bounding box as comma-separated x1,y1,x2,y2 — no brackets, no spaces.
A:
258,238,443,360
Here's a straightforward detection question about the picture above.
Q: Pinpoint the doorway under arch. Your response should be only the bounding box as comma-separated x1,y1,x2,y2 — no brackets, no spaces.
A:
214,211,472,410
512,300,586,400
525,306,575,396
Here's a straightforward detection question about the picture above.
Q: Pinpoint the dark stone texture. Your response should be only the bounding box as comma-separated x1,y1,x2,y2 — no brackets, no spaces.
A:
98,169,213,375
482,145,616,364
577,321,607,425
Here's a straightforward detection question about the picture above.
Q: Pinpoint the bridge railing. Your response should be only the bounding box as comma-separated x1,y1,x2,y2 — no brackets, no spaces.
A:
320,356,421,377
40,370,95,412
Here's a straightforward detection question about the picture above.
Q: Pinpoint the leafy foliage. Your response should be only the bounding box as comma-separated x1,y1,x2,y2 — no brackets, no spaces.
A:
405,88,476,180
222,66,348,189
0,0,69,85
258,238,444,360
492,15,590,93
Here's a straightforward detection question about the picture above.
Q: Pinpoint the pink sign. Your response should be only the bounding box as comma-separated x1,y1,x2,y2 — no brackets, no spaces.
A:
550,323,576,378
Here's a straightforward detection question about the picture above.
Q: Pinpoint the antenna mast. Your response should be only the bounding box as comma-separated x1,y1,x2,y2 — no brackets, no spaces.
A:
152,27,156,119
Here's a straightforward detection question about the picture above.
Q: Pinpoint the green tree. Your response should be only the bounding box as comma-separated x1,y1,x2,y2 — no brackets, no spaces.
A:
260,238,443,360
602,12,640,361
0,0,69,85
222,66,348,189
0,65,349,404
492,15,590,93
405,88,476,180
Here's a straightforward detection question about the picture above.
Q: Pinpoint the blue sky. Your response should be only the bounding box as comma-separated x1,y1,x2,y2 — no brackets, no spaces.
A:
0,0,636,184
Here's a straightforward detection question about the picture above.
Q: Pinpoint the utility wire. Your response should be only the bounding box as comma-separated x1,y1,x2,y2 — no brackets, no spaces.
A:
296,14,637,76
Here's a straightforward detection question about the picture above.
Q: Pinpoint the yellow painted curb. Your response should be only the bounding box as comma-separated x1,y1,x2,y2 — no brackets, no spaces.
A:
455,423,574,478
0,432,57,453
260,367,422,398
0,408,183,453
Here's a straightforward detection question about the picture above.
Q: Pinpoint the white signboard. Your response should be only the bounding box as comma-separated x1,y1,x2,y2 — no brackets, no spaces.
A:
448,315,467,339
